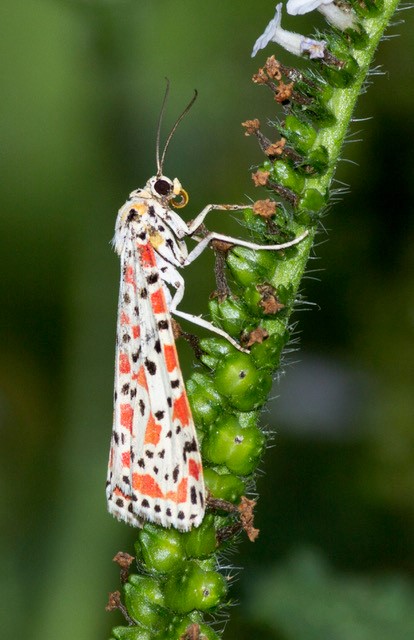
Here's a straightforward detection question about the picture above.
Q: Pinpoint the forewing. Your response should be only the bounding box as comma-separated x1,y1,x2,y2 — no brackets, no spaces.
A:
107,214,205,531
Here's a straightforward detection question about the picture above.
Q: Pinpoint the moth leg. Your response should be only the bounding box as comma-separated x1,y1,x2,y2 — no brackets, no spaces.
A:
185,230,308,266
155,254,249,353
185,204,247,236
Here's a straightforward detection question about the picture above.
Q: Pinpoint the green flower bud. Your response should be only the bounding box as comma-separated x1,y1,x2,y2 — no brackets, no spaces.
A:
124,575,165,630
282,115,317,154
297,188,328,215
111,626,152,640
164,562,227,613
250,330,289,370
203,467,245,502
209,297,250,338
214,352,273,411
226,245,278,287
135,524,186,573
187,373,222,428
203,414,265,475
270,159,305,193
180,514,217,557
165,618,220,640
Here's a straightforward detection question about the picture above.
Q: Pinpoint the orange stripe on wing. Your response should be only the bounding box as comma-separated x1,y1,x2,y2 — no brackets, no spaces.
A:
189,458,202,481
144,413,162,445
151,288,167,314
121,451,131,468
132,473,163,498
120,403,133,433
172,392,191,427
119,353,131,374
164,343,178,373
166,477,188,504
124,265,135,286
132,365,148,390
139,243,156,268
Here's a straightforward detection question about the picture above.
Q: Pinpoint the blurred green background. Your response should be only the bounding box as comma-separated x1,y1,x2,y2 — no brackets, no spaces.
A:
1,1,413,639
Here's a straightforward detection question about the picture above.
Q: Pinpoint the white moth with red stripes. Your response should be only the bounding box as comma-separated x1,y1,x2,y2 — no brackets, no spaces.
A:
106,85,308,531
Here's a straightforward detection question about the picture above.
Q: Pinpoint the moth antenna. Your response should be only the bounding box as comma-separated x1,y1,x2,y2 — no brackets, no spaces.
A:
159,88,198,175
156,78,171,176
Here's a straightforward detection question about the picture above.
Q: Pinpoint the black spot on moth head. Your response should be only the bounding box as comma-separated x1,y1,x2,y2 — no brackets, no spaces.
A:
155,410,164,420
141,499,150,508
158,319,169,331
139,399,145,416
147,272,159,285
190,486,197,505
121,383,130,395
145,358,157,375
173,465,179,483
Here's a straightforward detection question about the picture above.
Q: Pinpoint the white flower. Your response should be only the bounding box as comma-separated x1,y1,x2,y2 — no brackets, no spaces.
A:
286,0,333,15
286,0,357,31
251,3,326,58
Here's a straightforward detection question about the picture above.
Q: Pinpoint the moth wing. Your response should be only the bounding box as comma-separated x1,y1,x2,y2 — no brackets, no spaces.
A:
107,222,205,531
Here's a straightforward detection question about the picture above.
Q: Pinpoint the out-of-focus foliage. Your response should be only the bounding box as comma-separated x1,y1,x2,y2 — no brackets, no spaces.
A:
248,548,414,639
1,1,413,639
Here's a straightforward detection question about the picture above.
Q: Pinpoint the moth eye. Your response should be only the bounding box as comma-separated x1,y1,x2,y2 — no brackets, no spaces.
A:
153,179,172,196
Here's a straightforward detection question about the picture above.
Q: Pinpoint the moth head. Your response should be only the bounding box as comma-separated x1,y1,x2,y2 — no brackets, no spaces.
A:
148,175,189,209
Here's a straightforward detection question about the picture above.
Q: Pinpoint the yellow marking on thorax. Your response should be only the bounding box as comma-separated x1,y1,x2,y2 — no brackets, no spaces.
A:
130,203,147,216
149,230,165,249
